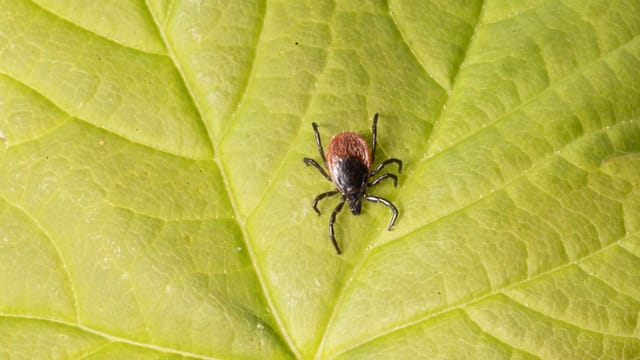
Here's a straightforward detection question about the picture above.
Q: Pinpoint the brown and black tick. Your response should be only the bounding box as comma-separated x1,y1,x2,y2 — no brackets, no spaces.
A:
303,113,403,254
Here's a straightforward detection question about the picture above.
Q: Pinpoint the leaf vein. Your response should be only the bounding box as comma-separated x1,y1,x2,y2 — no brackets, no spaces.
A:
219,0,267,142
142,1,302,357
504,292,640,339
0,314,221,360
462,310,540,359
334,229,638,356
577,263,640,303
384,0,448,91
0,195,80,323
423,0,486,154
424,33,640,158
29,0,167,56
381,117,639,252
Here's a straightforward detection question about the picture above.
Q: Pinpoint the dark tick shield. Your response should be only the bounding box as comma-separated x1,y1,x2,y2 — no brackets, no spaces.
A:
303,113,403,254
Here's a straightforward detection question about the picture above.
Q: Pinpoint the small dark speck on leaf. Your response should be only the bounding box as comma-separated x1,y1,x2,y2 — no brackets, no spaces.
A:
295,41,299,45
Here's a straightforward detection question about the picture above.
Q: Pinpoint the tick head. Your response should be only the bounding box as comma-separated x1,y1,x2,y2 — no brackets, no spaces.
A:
346,193,363,215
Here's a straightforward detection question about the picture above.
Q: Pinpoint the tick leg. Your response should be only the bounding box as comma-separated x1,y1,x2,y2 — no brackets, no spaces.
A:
371,113,379,164
329,198,346,255
311,122,327,162
364,194,398,230
370,158,403,177
368,173,398,188
311,190,339,215
303,158,331,181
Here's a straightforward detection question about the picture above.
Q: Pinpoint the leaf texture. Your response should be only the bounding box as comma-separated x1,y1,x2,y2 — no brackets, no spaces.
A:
0,0,639,359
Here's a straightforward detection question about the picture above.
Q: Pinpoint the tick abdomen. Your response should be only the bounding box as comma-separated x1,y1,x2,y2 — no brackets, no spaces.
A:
326,132,372,194
326,132,372,170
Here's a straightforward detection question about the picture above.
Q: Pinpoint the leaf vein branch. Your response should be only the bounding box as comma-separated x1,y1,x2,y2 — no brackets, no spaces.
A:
104,200,233,223
461,310,540,359
0,314,220,360
142,2,302,358
143,1,215,151
0,70,208,161
219,0,267,142
423,0,486,154
381,117,638,252
504,292,640,339
383,0,447,91
244,71,333,222
0,195,81,323
29,0,167,56
424,32,640,158
75,342,112,360
577,263,640,303
334,229,638,356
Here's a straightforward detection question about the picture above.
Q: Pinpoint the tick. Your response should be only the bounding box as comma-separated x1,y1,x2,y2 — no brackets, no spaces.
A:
303,113,403,254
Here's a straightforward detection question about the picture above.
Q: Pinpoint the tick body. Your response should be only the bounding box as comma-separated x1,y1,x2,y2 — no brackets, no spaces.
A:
303,113,403,254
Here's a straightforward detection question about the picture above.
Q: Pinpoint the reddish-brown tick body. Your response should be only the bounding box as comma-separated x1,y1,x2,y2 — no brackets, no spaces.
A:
326,132,372,214
303,113,403,254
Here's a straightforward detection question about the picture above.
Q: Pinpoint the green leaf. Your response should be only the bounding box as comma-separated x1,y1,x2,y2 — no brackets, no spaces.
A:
1,0,639,359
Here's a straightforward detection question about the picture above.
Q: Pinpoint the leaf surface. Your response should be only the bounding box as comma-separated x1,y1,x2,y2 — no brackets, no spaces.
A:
1,0,639,359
